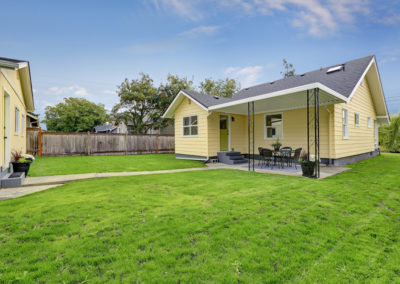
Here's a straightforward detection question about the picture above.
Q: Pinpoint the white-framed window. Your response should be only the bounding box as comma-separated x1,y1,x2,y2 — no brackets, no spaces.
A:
264,113,283,139
355,113,360,127
343,109,349,139
182,115,198,136
15,107,20,135
368,117,372,128
21,114,25,136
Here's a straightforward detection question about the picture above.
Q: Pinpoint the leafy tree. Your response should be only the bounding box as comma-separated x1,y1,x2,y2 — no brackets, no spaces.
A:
155,74,194,129
43,97,108,132
112,73,159,134
281,58,295,78
379,113,400,152
199,78,240,98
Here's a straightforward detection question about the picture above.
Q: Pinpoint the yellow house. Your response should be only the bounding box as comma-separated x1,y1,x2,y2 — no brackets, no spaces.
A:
0,57,35,176
163,55,389,169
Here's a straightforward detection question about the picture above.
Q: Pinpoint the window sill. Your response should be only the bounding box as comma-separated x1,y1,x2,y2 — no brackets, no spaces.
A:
182,135,199,138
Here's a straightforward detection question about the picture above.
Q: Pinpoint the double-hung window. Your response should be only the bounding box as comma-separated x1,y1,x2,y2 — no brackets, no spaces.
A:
343,109,349,139
22,115,26,136
265,113,283,139
183,115,198,136
355,113,360,127
15,107,20,135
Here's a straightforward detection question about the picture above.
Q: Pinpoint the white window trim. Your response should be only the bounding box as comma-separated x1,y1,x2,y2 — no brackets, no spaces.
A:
15,107,20,136
343,108,349,139
182,114,199,137
264,112,284,140
355,113,360,127
22,114,25,136
368,117,372,128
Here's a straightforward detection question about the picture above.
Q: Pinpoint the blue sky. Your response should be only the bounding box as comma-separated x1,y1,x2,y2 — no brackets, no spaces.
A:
2,0,400,119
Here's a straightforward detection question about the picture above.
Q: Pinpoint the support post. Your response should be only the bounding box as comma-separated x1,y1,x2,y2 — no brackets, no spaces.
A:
87,131,91,156
156,135,159,154
252,101,255,171
316,88,320,178
125,133,128,155
38,127,43,157
248,102,250,171
307,90,309,157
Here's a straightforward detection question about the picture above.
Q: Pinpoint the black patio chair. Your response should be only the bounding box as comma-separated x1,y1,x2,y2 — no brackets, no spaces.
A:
258,147,264,166
292,148,302,169
261,148,274,168
280,147,292,167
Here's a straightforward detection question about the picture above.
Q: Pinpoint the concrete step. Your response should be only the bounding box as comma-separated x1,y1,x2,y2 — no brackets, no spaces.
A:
223,152,241,156
229,155,245,160
231,159,248,164
1,172,25,188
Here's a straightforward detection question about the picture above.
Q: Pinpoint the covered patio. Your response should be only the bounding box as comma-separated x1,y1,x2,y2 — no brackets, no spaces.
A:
210,86,347,178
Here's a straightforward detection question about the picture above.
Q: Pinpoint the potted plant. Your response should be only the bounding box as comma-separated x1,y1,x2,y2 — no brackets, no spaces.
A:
298,151,315,177
271,138,282,151
11,151,35,177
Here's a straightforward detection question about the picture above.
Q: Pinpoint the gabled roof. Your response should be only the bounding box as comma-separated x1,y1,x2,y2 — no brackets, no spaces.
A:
0,56,35,112
163,55,389,123
93,125,117,132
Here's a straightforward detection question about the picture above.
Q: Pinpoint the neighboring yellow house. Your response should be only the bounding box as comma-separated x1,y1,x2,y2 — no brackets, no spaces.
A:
163,55,389,167
0,57,34,175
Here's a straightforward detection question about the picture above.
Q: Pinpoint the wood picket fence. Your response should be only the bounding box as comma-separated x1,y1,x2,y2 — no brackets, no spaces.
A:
26,128,174,156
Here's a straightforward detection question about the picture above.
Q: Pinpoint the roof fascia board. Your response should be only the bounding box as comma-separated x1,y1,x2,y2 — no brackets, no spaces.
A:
347,57,374,102
0,60,19,69
162,90,208,118
209,83,347,111
0,68,26,109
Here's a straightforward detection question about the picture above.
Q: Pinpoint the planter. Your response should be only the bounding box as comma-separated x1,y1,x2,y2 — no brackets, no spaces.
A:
12,162,31,177
301,161,315,177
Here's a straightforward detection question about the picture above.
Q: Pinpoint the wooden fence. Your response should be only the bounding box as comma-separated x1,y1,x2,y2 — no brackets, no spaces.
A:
26,128,175,156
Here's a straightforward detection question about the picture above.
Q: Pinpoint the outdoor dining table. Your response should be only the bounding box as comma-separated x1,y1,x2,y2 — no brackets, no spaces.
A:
272,149,291,168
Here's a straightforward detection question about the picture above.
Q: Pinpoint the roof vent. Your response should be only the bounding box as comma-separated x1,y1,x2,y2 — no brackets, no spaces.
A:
244,87,249,90
270,81,275,85
300,73,306,77
327,65,343,74
213,96,219,99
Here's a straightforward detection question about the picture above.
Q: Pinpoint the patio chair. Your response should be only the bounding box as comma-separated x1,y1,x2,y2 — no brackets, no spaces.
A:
261,148,273,168
280,147,292,167
258,147,264,166
292,148,302,169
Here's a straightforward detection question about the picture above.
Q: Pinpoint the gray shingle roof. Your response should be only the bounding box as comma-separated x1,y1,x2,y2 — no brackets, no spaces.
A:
182,55,374,108
93,125,117,132
0,56,26,63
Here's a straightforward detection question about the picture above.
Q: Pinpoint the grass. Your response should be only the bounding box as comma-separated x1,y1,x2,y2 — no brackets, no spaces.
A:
1,154,400,282
28,154,205,177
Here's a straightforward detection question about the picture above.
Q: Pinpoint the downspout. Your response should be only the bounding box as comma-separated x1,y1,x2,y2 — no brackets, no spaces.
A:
324,105,332,165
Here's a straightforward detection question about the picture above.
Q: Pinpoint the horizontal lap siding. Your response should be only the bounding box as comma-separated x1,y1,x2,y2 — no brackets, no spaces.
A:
174,97,209,157
230,114,247,154
207,112,220,156
332,79,376,159
250,108,331,158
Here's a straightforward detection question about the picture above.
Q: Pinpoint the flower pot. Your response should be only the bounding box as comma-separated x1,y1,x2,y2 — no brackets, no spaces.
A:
301,161,315,177
12,162,31,177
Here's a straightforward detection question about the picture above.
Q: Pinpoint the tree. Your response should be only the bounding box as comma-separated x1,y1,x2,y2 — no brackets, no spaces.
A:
379,113,400,152
112,73,159,134
43,97,108,132
199,78,240,98
281,58,295,78
155,74,194,129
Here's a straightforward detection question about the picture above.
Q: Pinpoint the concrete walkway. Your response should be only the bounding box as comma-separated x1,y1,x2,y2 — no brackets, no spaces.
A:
0,163,349,200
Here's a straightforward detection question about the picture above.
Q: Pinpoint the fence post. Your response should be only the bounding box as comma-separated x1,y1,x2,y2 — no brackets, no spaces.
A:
125,133,128,155
156,135,159,154
87,131,91,156
38,127,43,157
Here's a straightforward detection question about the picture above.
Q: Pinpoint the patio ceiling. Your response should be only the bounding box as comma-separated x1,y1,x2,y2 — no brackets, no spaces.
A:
208,88,345,115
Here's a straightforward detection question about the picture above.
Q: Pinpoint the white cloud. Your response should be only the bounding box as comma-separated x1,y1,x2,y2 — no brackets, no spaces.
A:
48,85,88,97
224,65,263,87
151,0,202,20
179,25,220,37
103,90,116,95
33,88,37,93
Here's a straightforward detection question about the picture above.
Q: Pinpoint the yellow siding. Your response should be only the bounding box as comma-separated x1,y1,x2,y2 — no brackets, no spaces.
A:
332,78,376,158
0,68,28,169
174,97,209,157
207,111,220,156
230,114,247,154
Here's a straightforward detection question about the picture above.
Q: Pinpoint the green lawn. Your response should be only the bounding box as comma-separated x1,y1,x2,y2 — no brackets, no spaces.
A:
28,154,205,176
1,154,400,282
